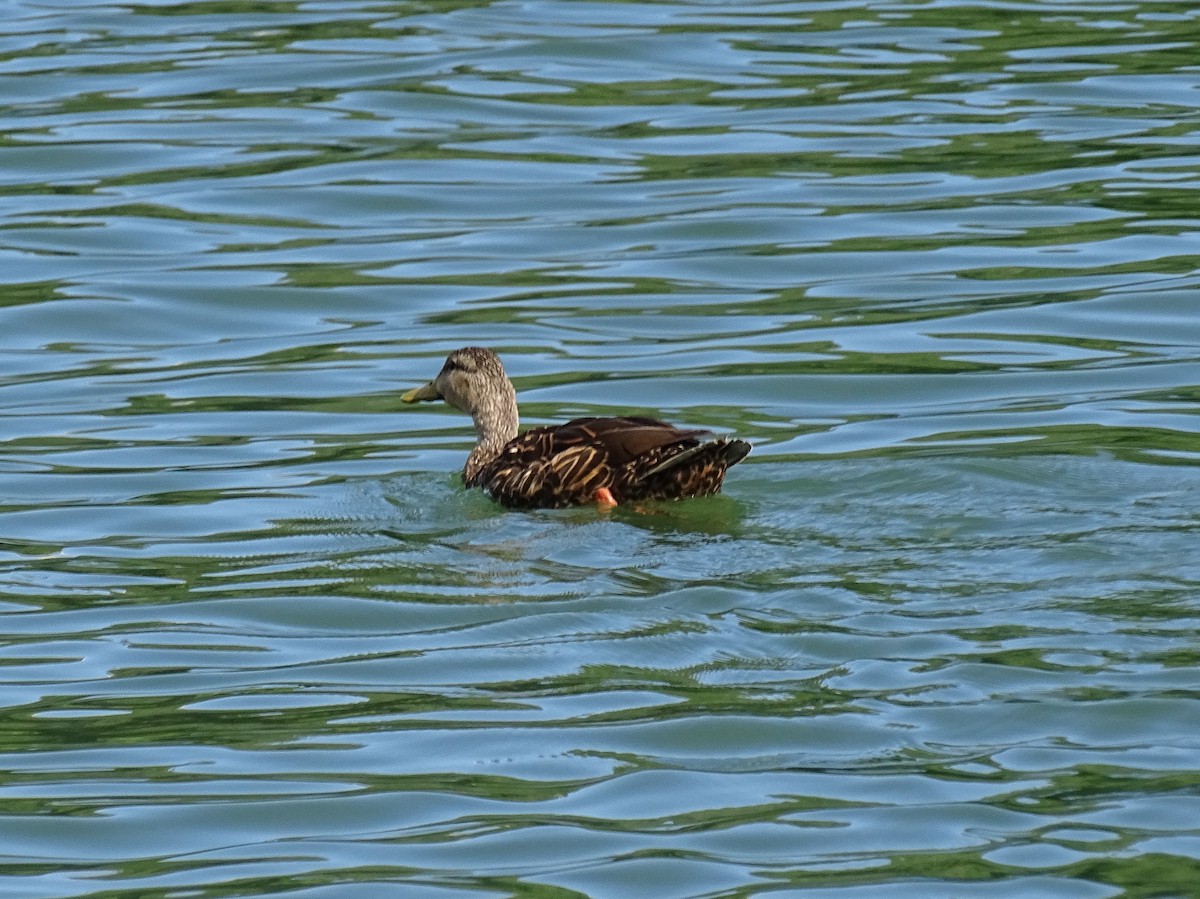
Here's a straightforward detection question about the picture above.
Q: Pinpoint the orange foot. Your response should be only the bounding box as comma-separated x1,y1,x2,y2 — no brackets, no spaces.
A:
594,487,617,510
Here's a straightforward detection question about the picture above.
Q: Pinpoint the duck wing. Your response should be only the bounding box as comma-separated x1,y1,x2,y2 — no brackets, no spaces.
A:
551,416,711,464
472,416,745,509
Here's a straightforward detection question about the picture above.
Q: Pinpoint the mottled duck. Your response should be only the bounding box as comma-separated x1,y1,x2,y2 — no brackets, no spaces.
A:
402,347,751,509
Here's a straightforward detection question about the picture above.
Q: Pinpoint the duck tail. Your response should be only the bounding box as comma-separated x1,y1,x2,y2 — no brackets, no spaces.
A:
640,437,751,480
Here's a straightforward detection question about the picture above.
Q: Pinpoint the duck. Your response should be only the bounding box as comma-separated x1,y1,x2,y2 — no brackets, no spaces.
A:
402,346,751,509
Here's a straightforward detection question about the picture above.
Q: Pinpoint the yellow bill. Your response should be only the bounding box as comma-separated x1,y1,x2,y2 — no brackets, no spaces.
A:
402,381,441,403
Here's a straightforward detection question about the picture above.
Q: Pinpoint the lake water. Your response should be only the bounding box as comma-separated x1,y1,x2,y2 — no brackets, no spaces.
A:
2,1,1199,896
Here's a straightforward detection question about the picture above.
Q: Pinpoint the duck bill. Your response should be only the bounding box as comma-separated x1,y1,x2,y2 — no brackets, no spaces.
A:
402,381,441,403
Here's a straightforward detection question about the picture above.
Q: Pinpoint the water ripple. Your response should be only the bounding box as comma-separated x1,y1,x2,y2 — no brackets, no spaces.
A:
3,0,1200,896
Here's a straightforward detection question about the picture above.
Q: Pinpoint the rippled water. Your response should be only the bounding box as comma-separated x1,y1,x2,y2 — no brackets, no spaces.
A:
3,0,1200,896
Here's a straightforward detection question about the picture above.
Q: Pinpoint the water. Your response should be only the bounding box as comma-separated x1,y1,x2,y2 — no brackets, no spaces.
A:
2,0,1199,896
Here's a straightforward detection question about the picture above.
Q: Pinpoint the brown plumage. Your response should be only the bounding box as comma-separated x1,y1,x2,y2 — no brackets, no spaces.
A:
402,347,750,509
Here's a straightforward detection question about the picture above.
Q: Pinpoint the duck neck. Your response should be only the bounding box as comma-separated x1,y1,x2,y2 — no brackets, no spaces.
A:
463,383,519,484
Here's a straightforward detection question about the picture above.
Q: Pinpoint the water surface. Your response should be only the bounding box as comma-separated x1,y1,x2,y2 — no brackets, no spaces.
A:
2,1,1199,897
